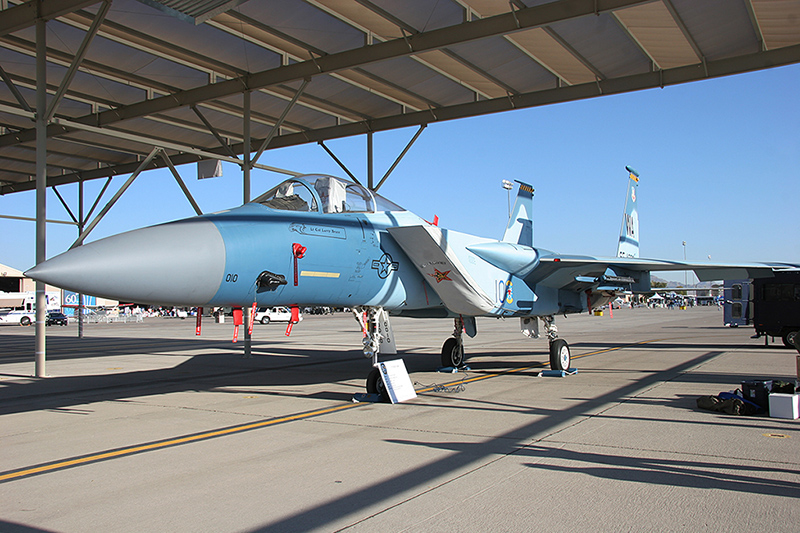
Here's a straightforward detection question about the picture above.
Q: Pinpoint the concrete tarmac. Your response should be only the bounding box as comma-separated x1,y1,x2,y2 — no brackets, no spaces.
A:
1,307,798,532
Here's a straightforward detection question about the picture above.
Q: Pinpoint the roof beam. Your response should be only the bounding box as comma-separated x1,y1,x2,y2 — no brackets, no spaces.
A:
208,11,436,112
308,0,495,100
542,26,606,80
610,11,660,70
246,41,800,151
8,40,797,196
744,0,767,52
8,0,653,134
662,0,704,62
0,0,99,37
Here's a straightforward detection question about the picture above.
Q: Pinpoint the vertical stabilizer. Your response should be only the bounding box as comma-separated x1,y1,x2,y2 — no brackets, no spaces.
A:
617,166,640,258
502,181,534,246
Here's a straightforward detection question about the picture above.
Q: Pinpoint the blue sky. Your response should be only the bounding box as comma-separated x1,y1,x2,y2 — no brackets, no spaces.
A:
2,63,798,282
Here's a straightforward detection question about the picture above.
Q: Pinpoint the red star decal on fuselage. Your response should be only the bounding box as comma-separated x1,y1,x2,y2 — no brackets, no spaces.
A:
428,268,452,283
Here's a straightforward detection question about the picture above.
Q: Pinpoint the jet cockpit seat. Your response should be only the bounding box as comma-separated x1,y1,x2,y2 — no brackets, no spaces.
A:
260,182,309,211
314,176,348,213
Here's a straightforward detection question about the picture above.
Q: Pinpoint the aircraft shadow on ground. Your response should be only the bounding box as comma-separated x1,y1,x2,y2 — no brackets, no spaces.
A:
248,350,800,532
0,335,413,416
0,519,56,533
0,332,295,364
0,334,771,417
4,345,791,532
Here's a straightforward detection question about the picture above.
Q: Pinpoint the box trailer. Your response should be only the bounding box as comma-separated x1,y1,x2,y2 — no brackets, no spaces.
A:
750,271,800,347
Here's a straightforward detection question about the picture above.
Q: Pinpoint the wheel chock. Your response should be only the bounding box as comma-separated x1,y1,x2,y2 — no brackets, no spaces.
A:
352,393,384,403
538,368,578,377
437,365,471,373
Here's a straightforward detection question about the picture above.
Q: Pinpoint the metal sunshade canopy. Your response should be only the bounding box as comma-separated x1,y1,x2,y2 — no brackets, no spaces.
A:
1,0,800,195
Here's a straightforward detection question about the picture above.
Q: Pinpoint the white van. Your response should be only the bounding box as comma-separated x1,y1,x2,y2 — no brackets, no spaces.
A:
0,309,36,326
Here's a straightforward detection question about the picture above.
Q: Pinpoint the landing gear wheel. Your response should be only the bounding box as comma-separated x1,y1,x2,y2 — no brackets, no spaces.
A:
260,316,270,324
441,337,464,368
366,367,389,402
549,339,571,371
783,330,799,349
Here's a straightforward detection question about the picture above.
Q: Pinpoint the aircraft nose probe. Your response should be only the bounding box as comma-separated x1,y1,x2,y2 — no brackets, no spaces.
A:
25,217,227,306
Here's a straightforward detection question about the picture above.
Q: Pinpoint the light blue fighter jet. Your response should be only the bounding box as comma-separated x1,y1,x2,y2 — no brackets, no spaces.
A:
26,168,796,394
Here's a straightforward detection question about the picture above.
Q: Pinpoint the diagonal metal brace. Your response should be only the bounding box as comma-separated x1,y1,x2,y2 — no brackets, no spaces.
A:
71,147,160,248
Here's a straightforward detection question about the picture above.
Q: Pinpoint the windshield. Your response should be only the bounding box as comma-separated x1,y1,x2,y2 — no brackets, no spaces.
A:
254,174,404,213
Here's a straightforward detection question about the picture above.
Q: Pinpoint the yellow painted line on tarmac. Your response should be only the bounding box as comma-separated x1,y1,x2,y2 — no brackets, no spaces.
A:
0,402,363,483
763,433,790,439
1,339,661,483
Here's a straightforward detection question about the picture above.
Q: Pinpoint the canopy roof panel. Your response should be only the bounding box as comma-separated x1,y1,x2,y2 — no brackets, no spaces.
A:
1,0,799,194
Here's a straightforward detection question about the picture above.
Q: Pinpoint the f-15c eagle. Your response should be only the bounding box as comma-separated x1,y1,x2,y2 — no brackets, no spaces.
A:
27,167,796,395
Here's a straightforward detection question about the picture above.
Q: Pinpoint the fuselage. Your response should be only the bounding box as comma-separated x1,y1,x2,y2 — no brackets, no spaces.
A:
26,175,585,318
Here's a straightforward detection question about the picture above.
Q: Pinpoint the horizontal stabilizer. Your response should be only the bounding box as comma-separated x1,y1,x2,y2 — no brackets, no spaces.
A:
466,242,539,277
538,256,796,281
387,225,495,315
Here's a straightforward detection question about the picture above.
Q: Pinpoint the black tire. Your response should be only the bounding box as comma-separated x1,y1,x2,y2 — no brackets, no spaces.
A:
366,368,389,402
782,330,799,349
20,316,31,326
441,337,464,368
260,316,270,324
549,339,571,371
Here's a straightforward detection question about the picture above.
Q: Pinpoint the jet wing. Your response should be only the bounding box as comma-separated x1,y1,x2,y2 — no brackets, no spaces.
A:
533,255,798,284
387,225,495,315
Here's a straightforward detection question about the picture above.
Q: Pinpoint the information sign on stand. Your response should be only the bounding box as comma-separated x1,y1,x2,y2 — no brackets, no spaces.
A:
378,359,417,404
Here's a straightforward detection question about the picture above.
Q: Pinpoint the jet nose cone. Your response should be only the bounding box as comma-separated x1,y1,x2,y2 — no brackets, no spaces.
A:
26,218,225,306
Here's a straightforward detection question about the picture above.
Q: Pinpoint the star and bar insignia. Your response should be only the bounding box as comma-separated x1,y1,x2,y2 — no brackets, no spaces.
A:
371,253,399,279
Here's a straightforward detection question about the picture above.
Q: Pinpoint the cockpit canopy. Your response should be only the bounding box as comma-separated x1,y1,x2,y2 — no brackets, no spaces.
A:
254,174,404,214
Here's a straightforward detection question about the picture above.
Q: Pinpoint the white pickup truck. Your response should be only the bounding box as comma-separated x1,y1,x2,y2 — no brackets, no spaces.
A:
254,306,302,324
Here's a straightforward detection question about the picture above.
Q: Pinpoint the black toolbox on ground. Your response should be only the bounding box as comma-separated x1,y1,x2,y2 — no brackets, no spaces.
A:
741,380,772,413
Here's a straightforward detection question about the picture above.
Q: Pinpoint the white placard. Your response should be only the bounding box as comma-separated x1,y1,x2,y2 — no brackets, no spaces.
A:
378,359,417,404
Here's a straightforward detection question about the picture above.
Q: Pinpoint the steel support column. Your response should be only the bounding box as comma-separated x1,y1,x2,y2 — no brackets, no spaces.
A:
34,13,47,377
77,179,84,338
243,90,252,358
367,131,374,190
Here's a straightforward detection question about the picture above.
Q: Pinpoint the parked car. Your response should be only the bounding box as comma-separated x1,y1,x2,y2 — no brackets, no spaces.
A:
46,311,69,326
254,306,301,324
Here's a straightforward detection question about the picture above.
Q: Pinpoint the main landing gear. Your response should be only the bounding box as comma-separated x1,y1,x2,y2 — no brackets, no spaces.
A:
441,316,466,368
542,315,571,371
522,315,571,371
439,315,571,373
